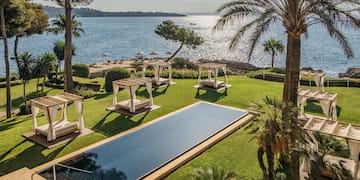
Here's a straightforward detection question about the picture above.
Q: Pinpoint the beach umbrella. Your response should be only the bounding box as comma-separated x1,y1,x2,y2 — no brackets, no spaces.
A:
149,51,158,56
135,51,144,59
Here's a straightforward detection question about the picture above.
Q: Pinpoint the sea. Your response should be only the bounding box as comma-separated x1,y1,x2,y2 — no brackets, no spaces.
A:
0,15,359,77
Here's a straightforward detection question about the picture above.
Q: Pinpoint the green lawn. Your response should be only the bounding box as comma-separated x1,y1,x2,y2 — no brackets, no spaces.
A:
0,76,359,177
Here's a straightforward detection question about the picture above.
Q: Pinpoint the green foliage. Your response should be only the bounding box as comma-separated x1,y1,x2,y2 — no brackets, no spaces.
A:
23,3,48,36
53,40,76,61
19,104,31,115
0,80,22,88
155,20,203,58
263,38,284,55
75,87,97,99
1,0,30,38
48,14,84,39
33,52,56,78
135,69,214,79
72,64,89,78
172,57,198,70
0,75,17,82
17,52,34,81
105,67,131,92
192,165,237,180
263,38,284,67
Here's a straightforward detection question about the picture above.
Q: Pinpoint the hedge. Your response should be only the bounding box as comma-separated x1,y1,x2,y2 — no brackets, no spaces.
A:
0,80,22,88
105,67,131,92
248,71,360,88
134,69,233,79
72,64,90,78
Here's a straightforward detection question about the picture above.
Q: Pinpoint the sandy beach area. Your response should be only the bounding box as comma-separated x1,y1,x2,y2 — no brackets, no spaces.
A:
88,58,167,78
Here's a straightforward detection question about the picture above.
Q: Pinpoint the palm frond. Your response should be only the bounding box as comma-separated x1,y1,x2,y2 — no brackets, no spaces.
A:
313,10,354,59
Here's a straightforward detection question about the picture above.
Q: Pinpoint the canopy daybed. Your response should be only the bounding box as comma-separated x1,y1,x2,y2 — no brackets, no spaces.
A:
30,93,84,142
300,70,325,92
298,88,338,121
196,63,230,90
302,117,360,179
142,61,173,87
112,77,153,113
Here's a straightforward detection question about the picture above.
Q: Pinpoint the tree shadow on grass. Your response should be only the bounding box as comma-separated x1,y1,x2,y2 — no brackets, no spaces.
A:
0,89,54,110
94,92,112,100
195,88,228,102
0,117,29,131
92,111,148,137
0,140,72,176
304,101,342,117
136,85,169,98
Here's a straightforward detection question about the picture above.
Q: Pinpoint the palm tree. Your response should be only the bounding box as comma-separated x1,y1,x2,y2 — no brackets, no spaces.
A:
54,0,91,93
48,14,84,39
53,40,76,79
249,97,287,180
0,0,11,118
263,38,284,68
214,0,359,104
33,52,56,95
214,1,359,178
192,166,237,180
17,52,34,112
306,132,352,179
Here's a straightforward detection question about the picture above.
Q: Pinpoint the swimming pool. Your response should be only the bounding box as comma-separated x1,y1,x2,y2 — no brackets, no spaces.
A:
39,102,248,180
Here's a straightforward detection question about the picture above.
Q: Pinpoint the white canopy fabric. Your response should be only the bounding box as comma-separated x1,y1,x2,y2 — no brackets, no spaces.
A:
30,93,84,141
300,70,325,92
112,77,153,112
142,62,173,86
298,88,337,120
198,63,228,89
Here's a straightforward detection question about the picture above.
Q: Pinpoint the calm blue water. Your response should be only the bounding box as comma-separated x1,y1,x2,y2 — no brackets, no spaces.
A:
39,102,247,180
0,15,359,77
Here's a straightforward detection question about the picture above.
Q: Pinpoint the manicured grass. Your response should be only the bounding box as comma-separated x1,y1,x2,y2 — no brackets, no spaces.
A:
0,76,359,177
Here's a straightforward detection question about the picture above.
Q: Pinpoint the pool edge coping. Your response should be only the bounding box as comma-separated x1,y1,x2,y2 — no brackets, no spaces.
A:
143,111,253,179
31,101,252,177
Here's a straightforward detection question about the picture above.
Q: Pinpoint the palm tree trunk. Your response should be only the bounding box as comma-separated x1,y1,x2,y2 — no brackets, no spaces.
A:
23,80,26,106
41,76,46,95
283,34,301,104
63,0,74,93
257,147,267,179
14,36,20,68
0,5,12,118
265,144,275,180
271,51,275,68
283,33,301,180
167,42,184,61
36,77,40,93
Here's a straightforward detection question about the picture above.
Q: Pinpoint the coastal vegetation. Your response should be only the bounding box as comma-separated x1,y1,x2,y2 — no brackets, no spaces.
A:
0,0,359,179
155,20,204,60
1,76,360,178
215,0,360,178
262,38,284,68
43,6,186,18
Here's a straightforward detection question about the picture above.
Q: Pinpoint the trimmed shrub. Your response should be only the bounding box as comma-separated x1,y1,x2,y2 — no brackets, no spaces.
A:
73,81,101,92
72,64,90,78
172,57,198,70
0,75,18,82
19,104,31,115
105,67,131,92
0,80,22,88
75,88,97,99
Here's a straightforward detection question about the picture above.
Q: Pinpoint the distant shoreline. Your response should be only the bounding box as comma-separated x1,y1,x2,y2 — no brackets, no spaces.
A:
44,6,186,18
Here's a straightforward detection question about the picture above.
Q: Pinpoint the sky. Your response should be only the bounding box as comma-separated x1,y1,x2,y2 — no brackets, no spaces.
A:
33,0,228,13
